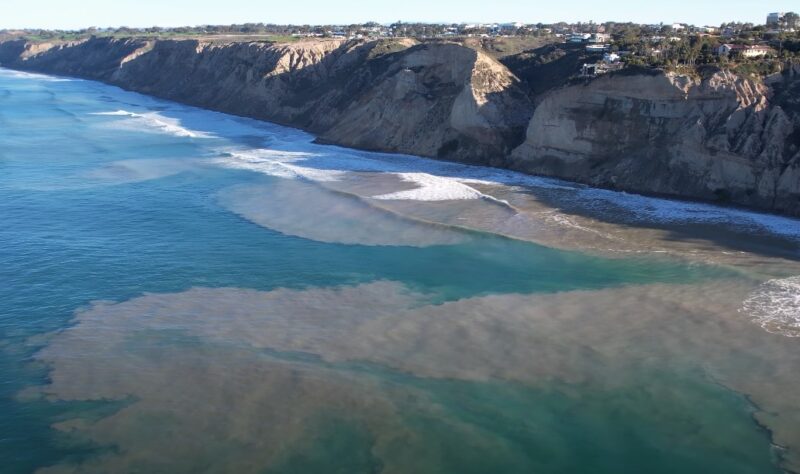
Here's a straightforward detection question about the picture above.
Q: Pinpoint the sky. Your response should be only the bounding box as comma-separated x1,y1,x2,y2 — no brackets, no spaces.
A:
0,0,797,30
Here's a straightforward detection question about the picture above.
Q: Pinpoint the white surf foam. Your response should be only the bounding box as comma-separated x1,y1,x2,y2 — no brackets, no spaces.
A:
213,143,573,199
38,67,791,244
741,276,800,337
0,67,74,81
9,66,800,244
212,148,344,182
215,142,800,241
574,188,800,240
90,110,215,138
371,173,486,201
218,181,468,247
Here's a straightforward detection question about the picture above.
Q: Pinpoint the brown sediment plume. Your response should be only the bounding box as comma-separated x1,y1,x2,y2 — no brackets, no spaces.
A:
217,181,470,246
30,279,800,472
233,167,800,274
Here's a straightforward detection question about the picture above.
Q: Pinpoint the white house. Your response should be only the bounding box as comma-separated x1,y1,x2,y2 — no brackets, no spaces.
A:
586,44,609,53
500,22,525,31
717,44,774,58
740,45,774,58
717,44,735,55
568,33,592,43
589,33,611,43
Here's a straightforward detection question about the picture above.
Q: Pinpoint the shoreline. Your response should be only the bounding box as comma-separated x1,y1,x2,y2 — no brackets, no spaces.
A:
1,35,797,218
3,65,800,268
3,64,800,474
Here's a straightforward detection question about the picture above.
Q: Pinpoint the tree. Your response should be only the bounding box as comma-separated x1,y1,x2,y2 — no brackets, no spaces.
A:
783,12,800,31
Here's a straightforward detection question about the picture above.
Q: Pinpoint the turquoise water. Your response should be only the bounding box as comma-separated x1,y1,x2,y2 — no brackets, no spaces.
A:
0,68,792,473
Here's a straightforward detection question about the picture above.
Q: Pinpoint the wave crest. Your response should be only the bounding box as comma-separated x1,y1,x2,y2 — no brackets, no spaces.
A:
90,109,214,138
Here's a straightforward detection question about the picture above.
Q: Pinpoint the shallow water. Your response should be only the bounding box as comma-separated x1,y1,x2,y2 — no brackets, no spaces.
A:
1,67,799,473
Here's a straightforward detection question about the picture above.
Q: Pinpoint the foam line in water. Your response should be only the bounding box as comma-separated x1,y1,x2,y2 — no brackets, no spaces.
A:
0,67,75,81
212,143,577,192
213,148,344,182
572,187,800,239
215,142,800,242
5,66,800,243
741,276,800,337
371,173,487,201
22,63,791,243
90,109,215,138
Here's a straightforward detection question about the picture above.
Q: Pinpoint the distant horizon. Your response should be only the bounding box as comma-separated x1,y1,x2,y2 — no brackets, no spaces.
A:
1,0,798,31
1,18,790,31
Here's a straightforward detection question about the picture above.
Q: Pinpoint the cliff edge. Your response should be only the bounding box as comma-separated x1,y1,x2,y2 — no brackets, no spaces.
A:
511,67,800,214
0,37,531,165
1,37,798,216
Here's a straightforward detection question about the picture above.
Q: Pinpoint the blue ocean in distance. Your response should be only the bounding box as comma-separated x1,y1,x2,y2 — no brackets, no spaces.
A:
0,67,796,474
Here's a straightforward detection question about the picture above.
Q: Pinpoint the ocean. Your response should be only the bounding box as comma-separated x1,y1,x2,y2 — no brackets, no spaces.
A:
1,67,799,473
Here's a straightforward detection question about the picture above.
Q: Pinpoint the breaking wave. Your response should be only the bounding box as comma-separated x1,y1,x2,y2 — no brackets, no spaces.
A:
90,110,215,138
0,67,75,81
574,187,800,240
210,141,800,243
371,172,489,201
6,66,800,244
217,181,470,247
212,143,574,196
212,148,344,182
741,276,800,337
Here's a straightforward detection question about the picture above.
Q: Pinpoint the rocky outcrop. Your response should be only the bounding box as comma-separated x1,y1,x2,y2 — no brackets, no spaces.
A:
510,68,800,214
0,37,798,215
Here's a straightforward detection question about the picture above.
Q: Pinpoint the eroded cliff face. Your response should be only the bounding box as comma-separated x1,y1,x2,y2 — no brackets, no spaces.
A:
0,37,531,165
318,43,531,163
1,36,799,215
510,68,800,214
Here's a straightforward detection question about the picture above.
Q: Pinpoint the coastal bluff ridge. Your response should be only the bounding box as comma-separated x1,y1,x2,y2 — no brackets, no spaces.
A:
1,36,799,216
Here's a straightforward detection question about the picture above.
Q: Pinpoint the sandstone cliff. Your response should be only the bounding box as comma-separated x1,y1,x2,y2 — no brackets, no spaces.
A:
0,37,531,164
510,67,800,214
0,37,798,215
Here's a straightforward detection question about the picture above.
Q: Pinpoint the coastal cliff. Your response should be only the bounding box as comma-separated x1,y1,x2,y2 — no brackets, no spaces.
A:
1,37,798,215
0,37,531,164
511,66,800,214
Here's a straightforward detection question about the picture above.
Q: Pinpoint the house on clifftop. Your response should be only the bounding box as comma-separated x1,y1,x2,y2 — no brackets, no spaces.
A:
716,44,774,58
